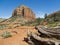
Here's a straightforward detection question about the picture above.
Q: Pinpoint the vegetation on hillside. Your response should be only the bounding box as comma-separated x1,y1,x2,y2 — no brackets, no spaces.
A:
0,18,5,22
21,18,44,26
1,31,12,38
0,24,6,30
0,15,27,29
0,11,60,29
43,12,60,27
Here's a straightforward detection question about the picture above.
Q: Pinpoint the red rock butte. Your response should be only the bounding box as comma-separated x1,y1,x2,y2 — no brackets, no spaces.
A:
12,5,35,20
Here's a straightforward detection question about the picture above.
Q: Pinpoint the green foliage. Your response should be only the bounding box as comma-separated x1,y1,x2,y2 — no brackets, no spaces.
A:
21,18,44,26
9,15,24,23
1,31,12,38
35,18,41,25
0,24,6,30
54,13,60,21
9,15,18,22
48,22,58,27
43,13,60,26
0,18,5,22
47,13,60,22
44,13,47,19
40,20,44,25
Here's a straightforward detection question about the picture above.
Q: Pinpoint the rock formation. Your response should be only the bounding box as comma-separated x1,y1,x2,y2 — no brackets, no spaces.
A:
25,26,60,45
12,5,35,21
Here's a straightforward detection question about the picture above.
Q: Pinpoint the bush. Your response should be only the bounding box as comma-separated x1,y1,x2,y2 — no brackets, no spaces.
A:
1,31,12,38
0,24,6,30
48,22,57,27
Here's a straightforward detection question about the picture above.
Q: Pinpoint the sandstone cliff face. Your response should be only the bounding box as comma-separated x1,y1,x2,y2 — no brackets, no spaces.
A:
12,5,35,20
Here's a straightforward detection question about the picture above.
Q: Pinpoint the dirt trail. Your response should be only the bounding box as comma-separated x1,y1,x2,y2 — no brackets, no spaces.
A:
0,26,37,45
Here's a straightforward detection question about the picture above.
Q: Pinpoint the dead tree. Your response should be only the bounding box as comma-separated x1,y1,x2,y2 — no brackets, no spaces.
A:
26,26,60,45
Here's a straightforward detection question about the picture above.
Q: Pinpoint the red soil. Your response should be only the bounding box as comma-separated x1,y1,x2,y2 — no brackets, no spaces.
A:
0,26,37,45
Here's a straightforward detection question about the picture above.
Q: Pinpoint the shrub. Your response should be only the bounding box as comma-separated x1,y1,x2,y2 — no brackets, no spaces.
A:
48,22,57,27
1,31,12,38
0,24,6,30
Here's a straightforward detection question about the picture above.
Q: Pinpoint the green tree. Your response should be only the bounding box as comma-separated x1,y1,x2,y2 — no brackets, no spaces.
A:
44,13,48,22
36,17,41,25
44,13,47,19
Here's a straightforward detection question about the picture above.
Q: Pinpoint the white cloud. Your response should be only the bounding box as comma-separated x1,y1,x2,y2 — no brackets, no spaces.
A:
35,11,45,18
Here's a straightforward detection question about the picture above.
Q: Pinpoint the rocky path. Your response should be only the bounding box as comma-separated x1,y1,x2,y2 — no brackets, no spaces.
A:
0,26,37,45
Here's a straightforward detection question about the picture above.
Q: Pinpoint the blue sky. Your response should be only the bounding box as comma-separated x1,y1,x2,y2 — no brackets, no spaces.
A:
0,0,60,18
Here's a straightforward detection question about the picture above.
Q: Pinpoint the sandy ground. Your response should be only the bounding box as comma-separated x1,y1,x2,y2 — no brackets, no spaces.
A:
0,26,37,45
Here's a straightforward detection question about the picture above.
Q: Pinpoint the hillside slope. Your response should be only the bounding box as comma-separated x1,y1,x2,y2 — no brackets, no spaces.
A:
46,11,60,22
0,18,5,22
0,15,27,29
